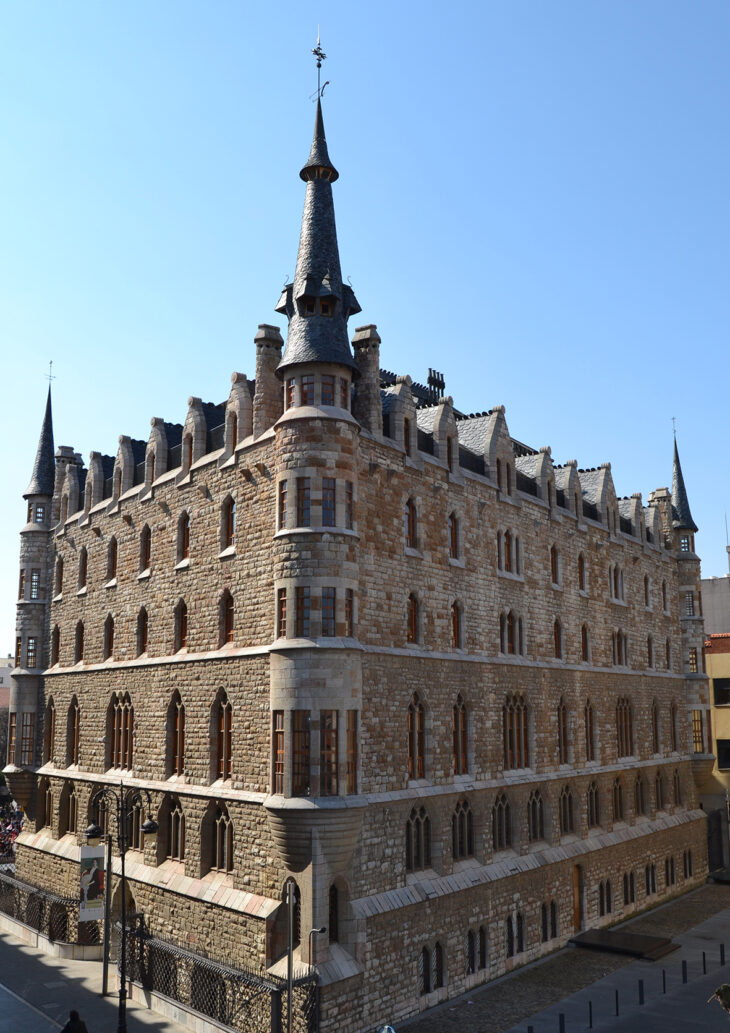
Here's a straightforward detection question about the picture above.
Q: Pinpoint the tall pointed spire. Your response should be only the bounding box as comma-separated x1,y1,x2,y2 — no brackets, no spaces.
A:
671,434,698,532
275,86,361,375
24,386,55,498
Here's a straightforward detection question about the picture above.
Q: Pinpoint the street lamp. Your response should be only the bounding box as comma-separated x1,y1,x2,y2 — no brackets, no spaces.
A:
86,784,158,1033
308,925,326,969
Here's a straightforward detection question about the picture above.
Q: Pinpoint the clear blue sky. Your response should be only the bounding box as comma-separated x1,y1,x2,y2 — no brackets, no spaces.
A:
1,1,729,651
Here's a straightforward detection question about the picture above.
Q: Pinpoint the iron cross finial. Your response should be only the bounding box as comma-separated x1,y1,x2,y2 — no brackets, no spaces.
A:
312,30,327,97
46,360,56,385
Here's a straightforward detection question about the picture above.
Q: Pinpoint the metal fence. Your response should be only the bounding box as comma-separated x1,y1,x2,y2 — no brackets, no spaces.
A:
0,870,99,945
125,925,319,1033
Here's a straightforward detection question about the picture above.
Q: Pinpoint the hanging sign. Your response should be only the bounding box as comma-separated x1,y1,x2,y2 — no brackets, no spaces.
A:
79,843,105,922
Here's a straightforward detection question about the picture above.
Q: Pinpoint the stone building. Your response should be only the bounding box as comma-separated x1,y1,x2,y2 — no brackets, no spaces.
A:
4,95,712,1032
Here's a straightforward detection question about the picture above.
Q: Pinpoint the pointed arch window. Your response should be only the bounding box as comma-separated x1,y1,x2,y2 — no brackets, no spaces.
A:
673,768,682,806
220,590,234,646
581,624,590,662
634,775,647,816
167,796,185,860
139,524,151,572
559,786,574,835
66,696,80,767
550,545,560,585
492,792,511,851
655,771,665,812
109,692,134,770
557,696,569,764
452,799,474,860
578,553,586,591
103,614,114,660
612,777,624,822
453,694,468,775
328,884,339,943
587,781,600,827
221,497,236,550
405,499,418,549
215,691,233,780
466,929,476,974
449,512,459,559
651,699,660,753
213,805,234,872
167,691,185,777
616,696,633,757
405,806,431,871
503,693,529,769
408,692,425,779
174,599,188,652
407,593,419,644
43,697,56,764
527,789,544,842
74,621,85,664
503,530,513,572
670,702,678,751
78,548,88,590
177,511,190,562
55,556,64,596
644,575,651,607
107,537,118,581
451,601,462,648
136,607,149,656
51,625,60,666
553,619,563,659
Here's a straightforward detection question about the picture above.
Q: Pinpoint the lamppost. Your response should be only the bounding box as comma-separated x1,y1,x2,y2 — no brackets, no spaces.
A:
86,785,158,1033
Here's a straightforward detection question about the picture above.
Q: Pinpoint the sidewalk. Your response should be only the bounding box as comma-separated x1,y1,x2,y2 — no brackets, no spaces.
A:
401,883,730,1033
0,927,189,1033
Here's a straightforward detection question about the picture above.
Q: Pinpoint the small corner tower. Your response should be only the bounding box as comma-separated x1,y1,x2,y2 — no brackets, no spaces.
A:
5,387,56,807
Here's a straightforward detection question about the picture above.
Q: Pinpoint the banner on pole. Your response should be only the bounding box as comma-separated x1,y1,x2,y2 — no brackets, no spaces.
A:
79,843,105,922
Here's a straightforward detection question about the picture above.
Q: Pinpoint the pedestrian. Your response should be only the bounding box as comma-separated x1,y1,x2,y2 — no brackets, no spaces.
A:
60,1009,88,1033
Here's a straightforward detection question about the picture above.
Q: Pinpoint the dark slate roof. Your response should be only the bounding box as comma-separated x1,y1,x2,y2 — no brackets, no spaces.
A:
578,468,602,504
129,439,147,465
380,387,398,414
300,99,338,182
554,466,572,491
416,408,438,433
163,422,183,449
101,455,115,479
25,387,55,497
455,414,490,453
515,454,542,479
672,437,698,532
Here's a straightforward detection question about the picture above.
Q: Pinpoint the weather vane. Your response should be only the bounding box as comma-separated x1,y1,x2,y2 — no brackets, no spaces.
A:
46,360,56,385
311,30,329,99
672,415,677,437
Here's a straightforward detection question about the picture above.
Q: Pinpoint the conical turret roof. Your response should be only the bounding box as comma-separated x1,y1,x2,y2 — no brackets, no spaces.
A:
671,436,698,532
24,386,55,498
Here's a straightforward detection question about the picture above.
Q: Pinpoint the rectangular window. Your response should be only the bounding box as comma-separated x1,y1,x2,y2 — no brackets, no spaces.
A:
20,713,34,765
688,647,698,673
340,377,349,409
714,678,730,706
345,589,354,637
320,710,338,796
285,379,295,409
295,587,311,637
278,480,288,530
18,570,25,600
273,711,285,794
14,638,21,669
30,570,40,600
321,587,336,637
296,478,311,526
345,482,354,530
34,504,45,524
680,536,690,552
8,714,16,763
292,710,310,796
717,739,730,771
26,638,37,668
685,592,695,616
346,710,357,794
321,375,335,406
691,710,704,753
301,376,314,406
322,478,336,526
277,588,287,638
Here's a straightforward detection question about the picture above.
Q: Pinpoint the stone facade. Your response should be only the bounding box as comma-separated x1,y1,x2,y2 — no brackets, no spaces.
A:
4,97,711,1033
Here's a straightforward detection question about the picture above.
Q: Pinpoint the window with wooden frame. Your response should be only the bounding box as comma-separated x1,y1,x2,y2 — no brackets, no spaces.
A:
214,805,234,872
492,793,511,851
587,781,600,827
599,879,612,917
292,710,311,796
296,478,311,526
295,586,311,637
346,710,357,794
321,374,335,406
320,710,338,796
18,569,25,600
107,537,118,581
345,589,354,637
405,498,418,549
616,696,633,757
221,497,236,549
213,691,232,781
7,714,16,765
578,553,586,591
527,789,544,842
623,871,636,905
272,710,284,793
78,547,88,589
452,799,473,860
612,777,624,821
110,692,134,770
139,525,151,572
228,410,238,450
322,478,336,526
321,587,336,636
30,569,40,600
103,614,114,660
34,503,46,524
673,768,681,806
581,624,590,662
503,693,529,770
344,481,354,529
43,698,56,764
67,697,80,767
449,513,459,559
647,635,654,668
451,601,462,648
177,512,190,561
559,786,574,835
300,375,314,405
662,580,668,612
408,692,425,779
51,625,60,666
174,599,188,652
20,712,34,765
503,530,513,572
634,775,647,816
26,637,38,669
553,619,563,659
453,694,467,775
277,588,287,638
278,480,288,530
130,799,145,851
405,806,431,872
691,709,704,753
655,772,665,812
557,697,569,763
136,608,149,656
670,702,678,751
285,379,295,409
550,545,560,585
167,690,185,777
407,593,419,644
688,647,698,673
651,699,660,754
584,699,595,761
340,377,349,409
220,590,234,645
72,621,84,664
167,797,185,861
14,637,20,669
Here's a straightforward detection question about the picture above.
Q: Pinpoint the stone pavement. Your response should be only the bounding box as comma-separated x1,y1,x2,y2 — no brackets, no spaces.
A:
0,927,189,1033
400,884,730,1033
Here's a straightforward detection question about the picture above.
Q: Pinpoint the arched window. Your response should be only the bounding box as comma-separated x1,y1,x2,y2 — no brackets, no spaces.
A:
503,694,529,769
109,692,134,770
74,621,84,663
644,575,651,607
174,599,188,652
51,625,60,666
505,917,514,958
553,619,563,660
616,697,633,757
419,946,431,995
448,513,459,559
559,786,574,835
651,699,660,753
433,942,444,987
599,879,612,916
452,799,473,860
139,524,151,572
282,879,301,946
581,624,590,662
219,590,234,646
167,691,185,777
78,547,87,589
407,593,419,644
167,796,185,860
55,557,64,596
184,434,193,472
65,697,80,767
516,912,524,953
177,511,191,562
478,926,487,970
673,768,681,806
550,545,560,585
107,537,118,581
228,410,238,450
662,580,668,611
221,497,236,550
408,692,425,779
213,805,234,872
578,553,586,591
136,608,149,656
453,694,467,775
103,614,114,660
466,929,476,974
451,601,462,648
504,530,513,573
130,799,146,851
214,690,233,780
670,702,678,751
655,771,665,812
492,792,511,851
328,884,339,943
557,696,569,763
527,789,544,842
405,499,418,549
665,638,671,670
541,902,549,943
38,778,52,829
623,871,636,905
587,781,600,827
405,806,431,871
634,775,647,816
43,697,56,764
613,777,624,821
647,635,654,669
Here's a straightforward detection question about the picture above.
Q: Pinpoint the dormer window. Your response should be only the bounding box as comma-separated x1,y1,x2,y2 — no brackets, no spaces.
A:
304,299,316,315
320,299,331,316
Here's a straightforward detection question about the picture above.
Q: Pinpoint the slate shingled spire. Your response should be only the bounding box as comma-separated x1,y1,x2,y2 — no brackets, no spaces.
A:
24,387,55,498
275,98,361,375
671,434,698,532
